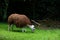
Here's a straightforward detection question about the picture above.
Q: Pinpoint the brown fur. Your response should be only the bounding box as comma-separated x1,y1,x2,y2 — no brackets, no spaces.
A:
8,13,32,28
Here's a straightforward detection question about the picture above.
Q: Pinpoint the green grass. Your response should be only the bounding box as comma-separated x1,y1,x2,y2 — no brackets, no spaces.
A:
0,23,60,40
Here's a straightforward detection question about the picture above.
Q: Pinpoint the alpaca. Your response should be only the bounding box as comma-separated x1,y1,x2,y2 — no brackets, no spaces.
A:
8,13,35,32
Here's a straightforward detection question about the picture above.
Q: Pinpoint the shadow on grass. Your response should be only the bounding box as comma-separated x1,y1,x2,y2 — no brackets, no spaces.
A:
0,35,10,40
12,30,34,33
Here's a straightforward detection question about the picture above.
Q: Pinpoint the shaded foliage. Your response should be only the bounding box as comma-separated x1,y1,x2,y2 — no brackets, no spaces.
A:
35,0,56,20
0,0,60,22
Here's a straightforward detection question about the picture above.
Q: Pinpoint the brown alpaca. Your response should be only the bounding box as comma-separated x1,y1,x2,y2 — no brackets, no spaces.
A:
8,13,35,32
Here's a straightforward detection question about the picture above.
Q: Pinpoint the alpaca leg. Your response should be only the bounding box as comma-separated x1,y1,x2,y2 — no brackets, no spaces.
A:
11,24,13,31
8,25,11,31
22,28,26,32
8,24,13,31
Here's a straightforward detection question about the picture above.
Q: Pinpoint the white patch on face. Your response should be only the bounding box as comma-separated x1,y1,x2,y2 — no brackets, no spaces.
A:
27,25,35,29
27,25,35,32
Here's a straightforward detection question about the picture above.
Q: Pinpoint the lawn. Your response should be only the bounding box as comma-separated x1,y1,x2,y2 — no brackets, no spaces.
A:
0,23,60,40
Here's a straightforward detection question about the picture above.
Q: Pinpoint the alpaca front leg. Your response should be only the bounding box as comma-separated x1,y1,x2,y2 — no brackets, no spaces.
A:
8,25,10,31
22,28,26,32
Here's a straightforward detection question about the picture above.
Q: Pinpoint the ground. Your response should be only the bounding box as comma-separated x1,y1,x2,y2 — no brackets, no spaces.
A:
0,23,60,40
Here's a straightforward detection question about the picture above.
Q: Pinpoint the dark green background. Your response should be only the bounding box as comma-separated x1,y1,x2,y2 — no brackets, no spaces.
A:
0,0,59,22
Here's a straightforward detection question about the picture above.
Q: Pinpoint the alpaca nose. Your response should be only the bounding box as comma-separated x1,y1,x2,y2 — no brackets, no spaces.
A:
32,28,35,33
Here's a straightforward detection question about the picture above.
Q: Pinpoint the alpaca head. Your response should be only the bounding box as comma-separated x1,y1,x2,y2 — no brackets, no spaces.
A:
27,25,35,32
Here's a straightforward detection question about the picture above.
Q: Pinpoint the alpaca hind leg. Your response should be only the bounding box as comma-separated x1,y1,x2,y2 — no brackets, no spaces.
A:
8,24,13,31
8,25,11,31
11,24,13,31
